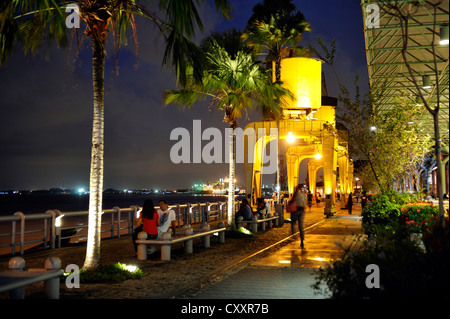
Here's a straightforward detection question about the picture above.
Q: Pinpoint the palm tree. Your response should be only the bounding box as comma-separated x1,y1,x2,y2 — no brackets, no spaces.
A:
243,0,310,203
164,29,292,229
244,0,311,83
0,0,231,269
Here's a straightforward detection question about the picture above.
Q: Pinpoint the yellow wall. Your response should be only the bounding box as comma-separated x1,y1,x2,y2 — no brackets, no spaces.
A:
314,105,335,124
279,57,322,110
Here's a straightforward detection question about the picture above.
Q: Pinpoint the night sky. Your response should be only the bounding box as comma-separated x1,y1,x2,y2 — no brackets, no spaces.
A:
0,0,368,191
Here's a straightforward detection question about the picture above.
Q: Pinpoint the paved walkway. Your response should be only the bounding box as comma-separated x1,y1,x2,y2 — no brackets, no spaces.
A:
189,205,363,299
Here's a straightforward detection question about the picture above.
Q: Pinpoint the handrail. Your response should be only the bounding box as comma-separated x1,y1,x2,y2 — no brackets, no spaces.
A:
0,198,278,257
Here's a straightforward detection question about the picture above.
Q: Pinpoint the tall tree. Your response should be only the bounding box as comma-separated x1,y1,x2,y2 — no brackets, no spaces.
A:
0,0,232,269
376,1,447,220
339,78,431,191
164,29,292,229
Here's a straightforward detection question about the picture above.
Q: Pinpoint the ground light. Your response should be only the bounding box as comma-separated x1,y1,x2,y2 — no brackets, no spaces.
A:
64,263,145,283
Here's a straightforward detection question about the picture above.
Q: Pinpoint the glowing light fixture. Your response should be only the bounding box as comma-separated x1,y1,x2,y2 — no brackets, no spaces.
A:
123,264,138,273
55,215,64,227
440,25,449,45
422,75,431,89
287,132,296,143
314,153,322,160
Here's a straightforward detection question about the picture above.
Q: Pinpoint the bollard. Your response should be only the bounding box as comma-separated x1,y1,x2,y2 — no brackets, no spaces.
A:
236,216,244,229
267,214,273,229
249,216,258,233
44,257,61,299
260,217,266,231
273,213,279,227
218,222,225,244
184,225,193,254
201,223,211,248
137,232,148,261
161,232,172,261
8,257,25,299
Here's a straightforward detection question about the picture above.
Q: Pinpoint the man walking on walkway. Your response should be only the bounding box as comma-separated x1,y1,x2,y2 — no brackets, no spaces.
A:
292,185,306,248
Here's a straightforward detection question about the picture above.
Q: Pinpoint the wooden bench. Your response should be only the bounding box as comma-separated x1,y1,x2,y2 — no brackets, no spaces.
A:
236,214,279,233
0,257,63,299
136,222,226,261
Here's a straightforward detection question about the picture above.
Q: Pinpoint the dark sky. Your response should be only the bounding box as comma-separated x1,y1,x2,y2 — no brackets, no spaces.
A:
0,0,368,191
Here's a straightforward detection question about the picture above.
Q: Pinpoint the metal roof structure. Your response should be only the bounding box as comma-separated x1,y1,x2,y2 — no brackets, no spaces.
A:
361,0,449,148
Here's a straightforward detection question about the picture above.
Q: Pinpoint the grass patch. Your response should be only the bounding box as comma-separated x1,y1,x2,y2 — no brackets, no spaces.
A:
64,263,145,284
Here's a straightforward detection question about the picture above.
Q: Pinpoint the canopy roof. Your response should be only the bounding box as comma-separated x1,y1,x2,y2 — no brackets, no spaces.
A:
361,0,449,148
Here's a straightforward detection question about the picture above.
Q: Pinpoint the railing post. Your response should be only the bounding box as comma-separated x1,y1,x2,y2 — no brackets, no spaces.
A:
187,204,192,225
45,210,55,250
220,202,225,220
54,210,62,248
206,202,211,223
13,212,25,255
110,210,115,238
113,207,121,238
11,220,16,256
44,257,61,299
130,205,139,232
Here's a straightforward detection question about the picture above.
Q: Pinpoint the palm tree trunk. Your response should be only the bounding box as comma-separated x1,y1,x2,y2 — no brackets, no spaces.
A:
83,37,106,270
227,122,236,230
275,56,282,203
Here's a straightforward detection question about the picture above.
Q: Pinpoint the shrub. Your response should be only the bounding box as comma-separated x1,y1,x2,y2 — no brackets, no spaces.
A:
65,263,145,284
361,191,421,235
313,220,448,298
314,191,449,298
399,203,439,233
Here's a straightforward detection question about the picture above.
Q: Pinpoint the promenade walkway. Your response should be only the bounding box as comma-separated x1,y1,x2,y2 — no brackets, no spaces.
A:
0,201,363,300
185,204,363,299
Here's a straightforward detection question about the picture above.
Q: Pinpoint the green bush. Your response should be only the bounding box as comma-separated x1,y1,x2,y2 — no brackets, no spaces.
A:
313,219,449,298
313,225,427,298
400,203,439,233
314,191,449,298
361,190,420,235
64,263,145,284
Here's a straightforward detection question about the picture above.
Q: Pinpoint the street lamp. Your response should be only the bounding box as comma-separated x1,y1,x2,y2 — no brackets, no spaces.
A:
287,132,296,144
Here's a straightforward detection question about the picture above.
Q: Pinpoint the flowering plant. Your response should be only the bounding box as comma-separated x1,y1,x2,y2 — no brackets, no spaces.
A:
400,203,439,233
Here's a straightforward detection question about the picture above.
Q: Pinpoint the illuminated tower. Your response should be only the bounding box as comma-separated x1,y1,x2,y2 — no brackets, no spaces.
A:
243,57,353,215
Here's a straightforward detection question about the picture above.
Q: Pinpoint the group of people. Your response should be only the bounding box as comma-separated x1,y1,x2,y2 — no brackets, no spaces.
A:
131,199,177,253
235,197,271,224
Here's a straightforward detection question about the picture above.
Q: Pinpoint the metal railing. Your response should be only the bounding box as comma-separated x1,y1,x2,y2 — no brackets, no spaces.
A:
0,199,277,256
